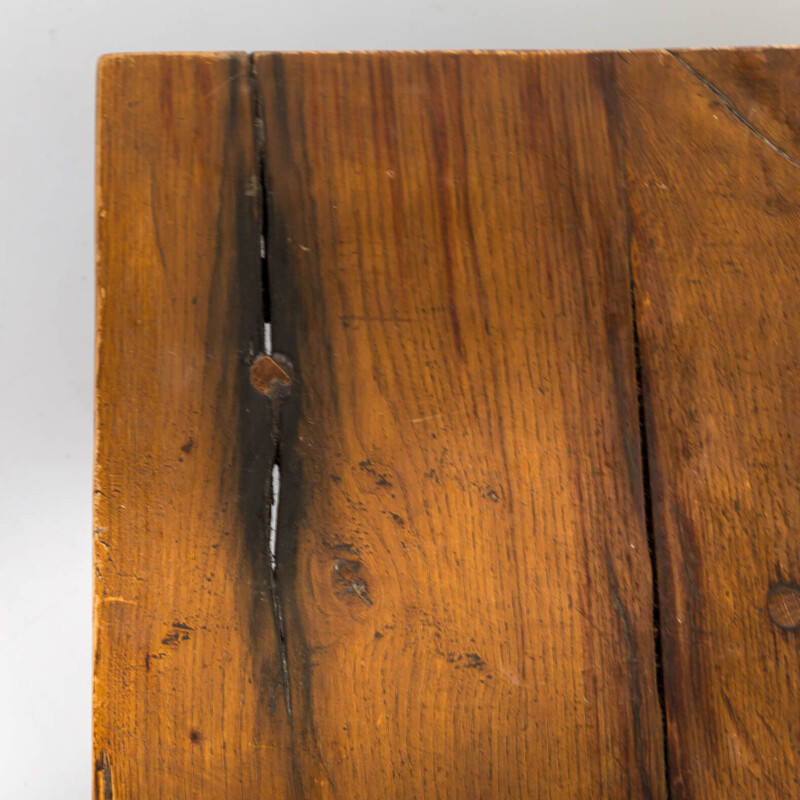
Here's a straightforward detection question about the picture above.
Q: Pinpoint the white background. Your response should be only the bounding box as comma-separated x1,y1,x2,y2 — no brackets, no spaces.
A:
1,1,799,796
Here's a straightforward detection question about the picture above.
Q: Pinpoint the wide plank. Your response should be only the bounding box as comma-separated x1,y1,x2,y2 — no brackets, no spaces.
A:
618,48,800,797
255,51,666,799
94,53,295,798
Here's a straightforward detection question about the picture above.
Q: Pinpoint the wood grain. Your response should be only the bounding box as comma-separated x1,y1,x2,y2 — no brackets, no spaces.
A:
255,51,665,799
618,49,800,797
671,48,800,166
94,53,294,798
96,48,800,798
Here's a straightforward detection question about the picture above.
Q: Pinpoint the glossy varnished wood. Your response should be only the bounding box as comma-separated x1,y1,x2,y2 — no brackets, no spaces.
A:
618,49,800,797
256,51,665,799
94,53,294,798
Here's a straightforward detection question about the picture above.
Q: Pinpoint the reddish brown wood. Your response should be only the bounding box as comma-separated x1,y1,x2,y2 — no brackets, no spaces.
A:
255,51,665,799
95,47,800,800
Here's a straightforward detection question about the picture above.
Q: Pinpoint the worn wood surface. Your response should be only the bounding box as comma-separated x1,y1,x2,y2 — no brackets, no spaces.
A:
95,48,800,799
94,53,294,798
618,49,800,798
255,51,664,799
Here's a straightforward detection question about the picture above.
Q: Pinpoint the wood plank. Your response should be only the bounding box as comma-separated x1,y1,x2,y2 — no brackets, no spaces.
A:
94,53,295,798
617,48,800,797
255,51,666,799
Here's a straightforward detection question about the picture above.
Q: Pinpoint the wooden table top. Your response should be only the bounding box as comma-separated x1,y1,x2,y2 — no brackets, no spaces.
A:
94,49,800,799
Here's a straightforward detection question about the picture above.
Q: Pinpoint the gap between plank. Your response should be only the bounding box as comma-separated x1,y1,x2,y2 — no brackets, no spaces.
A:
249,53,293,723
623,143,671,798
270,461,280,572
606,52,672,796
630,254,670,797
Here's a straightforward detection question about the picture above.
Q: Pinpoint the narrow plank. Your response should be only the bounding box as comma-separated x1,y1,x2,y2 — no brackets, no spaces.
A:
618,49,800,797
256,51,666,799
94,53,294,798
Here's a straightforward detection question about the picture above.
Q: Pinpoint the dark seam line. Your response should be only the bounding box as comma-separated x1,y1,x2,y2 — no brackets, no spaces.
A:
630,240,671,798
248,52,293,726
612,52,673,798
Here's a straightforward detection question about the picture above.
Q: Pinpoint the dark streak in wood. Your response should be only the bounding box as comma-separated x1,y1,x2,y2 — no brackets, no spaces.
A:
95,53,294,798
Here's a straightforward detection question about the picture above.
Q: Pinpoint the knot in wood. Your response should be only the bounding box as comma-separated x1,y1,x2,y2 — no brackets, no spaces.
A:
767,584,800,630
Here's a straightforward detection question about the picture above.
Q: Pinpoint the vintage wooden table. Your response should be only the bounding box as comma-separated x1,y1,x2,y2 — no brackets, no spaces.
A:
94,49,800,798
